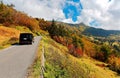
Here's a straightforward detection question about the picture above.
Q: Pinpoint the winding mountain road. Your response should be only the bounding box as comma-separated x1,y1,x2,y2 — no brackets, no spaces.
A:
0,36,41,78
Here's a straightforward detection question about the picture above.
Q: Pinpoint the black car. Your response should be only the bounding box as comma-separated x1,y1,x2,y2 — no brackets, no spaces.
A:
19,33,34,45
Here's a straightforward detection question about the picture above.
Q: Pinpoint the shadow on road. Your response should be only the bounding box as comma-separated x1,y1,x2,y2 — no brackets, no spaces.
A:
12,43,19,46
12,43,33,46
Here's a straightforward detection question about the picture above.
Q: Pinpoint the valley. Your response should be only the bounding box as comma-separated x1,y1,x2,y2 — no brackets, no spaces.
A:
0,2,120,78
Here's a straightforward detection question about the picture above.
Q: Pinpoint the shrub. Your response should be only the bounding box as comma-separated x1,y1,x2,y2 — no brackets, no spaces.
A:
44,63,69,78
95,45,111,62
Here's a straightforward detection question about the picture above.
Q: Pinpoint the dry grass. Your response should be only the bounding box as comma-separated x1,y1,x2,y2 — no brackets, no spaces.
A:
35,36,119,78
81,37,97,57
77,57,118,78
27,37,43,78
27,35,120,78
0,26,20,38
0,25,20,49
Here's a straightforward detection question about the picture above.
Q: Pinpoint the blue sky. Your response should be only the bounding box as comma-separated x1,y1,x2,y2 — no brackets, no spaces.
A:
63,0,83,22
3,0,120,30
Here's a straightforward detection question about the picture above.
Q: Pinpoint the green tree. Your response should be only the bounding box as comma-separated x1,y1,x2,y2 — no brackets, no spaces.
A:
47,19,68,37
72,36,84,50
47,19,57,36
100,45,110,62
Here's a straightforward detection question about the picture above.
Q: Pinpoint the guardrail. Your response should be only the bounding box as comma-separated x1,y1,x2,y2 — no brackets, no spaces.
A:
40,46,45,78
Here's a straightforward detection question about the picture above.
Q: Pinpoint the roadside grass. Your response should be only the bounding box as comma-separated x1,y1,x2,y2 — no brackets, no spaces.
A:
27,36,42,78
47,36,120,78
27,55,41,78
43,36,70,78
15,26,33,33
0,25,37,50
0,37,19,50
0,26,20,38
0,37,10,50
0,45,4,49
27,35,119,78
0,26,20,49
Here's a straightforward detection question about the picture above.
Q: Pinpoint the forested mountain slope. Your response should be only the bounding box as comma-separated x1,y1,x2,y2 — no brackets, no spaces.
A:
0,2,120,78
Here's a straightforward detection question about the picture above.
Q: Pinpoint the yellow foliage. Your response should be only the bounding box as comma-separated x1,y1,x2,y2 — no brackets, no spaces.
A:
0,26,20,37
0,25,20,44
81,37,97,57
37,36,119,78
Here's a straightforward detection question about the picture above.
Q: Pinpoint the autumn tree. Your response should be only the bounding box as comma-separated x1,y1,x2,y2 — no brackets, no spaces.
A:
72,35,84,50
0,2,40,31
95,45,111,62
100,45,110,62
37,18,50,30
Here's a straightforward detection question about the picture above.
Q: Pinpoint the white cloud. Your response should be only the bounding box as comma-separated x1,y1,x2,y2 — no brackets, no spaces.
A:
63,18,79,24
2,0,120,30
79,0,120,30
3,0,66,21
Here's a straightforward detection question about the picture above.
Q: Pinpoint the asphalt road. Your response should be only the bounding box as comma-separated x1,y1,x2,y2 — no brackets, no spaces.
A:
0,36,41,78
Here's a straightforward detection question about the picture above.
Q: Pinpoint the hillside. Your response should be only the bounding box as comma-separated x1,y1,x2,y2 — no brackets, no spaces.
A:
28,35,119,78
83,27,120,37
1,2,120,78
62,22,120,37
0,25,20,49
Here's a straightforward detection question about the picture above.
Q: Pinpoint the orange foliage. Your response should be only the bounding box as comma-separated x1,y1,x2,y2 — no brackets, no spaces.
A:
0,26,20,44
12,12,39,31
68,44,83,57
0,3,40,31
52,34,84,57
81,37,96,57
107,55,120,73
53,36,66,45
96,63,106,68
0,26,20,38
75,48,83,57
68,44,74,54
37,18,51,30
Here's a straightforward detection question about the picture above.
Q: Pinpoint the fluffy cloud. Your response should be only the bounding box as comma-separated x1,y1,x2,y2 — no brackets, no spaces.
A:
3,0,66,21
3,0,120,30
79,0,120,30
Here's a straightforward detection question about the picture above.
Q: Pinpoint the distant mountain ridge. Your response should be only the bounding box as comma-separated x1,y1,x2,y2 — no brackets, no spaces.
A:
59,22,120,37
83,27,120,37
